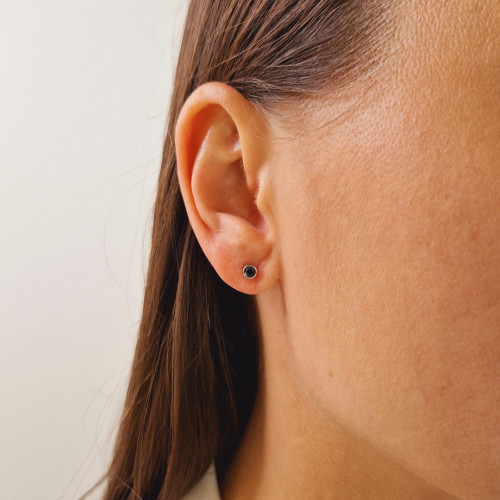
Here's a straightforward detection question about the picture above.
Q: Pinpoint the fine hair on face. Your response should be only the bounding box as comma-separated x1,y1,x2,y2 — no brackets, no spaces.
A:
83,0,500,499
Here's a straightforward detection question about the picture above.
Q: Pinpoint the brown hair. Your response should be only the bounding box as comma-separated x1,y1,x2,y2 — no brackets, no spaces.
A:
88,1,393,498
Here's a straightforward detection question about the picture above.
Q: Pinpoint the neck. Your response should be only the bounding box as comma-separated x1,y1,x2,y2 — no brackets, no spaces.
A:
220,282,458,500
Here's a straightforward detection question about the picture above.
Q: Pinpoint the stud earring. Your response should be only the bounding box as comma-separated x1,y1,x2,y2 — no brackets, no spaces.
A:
243,265,257,279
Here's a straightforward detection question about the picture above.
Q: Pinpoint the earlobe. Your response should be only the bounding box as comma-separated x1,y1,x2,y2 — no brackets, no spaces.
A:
174,82,279,294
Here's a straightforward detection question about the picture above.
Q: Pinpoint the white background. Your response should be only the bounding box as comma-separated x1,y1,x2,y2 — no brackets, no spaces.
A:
0,1,186,497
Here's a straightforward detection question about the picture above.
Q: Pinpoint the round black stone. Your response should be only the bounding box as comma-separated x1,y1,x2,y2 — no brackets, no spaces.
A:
243,265,257,278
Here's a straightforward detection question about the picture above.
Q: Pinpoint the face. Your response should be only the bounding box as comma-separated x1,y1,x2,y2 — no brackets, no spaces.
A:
267,0,500,497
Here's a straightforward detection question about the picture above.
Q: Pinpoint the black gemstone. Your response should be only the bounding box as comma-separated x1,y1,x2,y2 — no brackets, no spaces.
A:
244,265,257,278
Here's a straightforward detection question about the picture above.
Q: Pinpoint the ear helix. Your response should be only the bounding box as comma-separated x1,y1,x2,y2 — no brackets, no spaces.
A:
243,265,257,279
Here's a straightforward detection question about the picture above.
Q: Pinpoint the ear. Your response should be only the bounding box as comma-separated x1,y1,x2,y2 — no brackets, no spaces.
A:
175,82,279,294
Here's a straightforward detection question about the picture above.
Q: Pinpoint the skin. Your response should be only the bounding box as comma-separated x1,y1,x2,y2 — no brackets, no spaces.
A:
175,0,499,498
